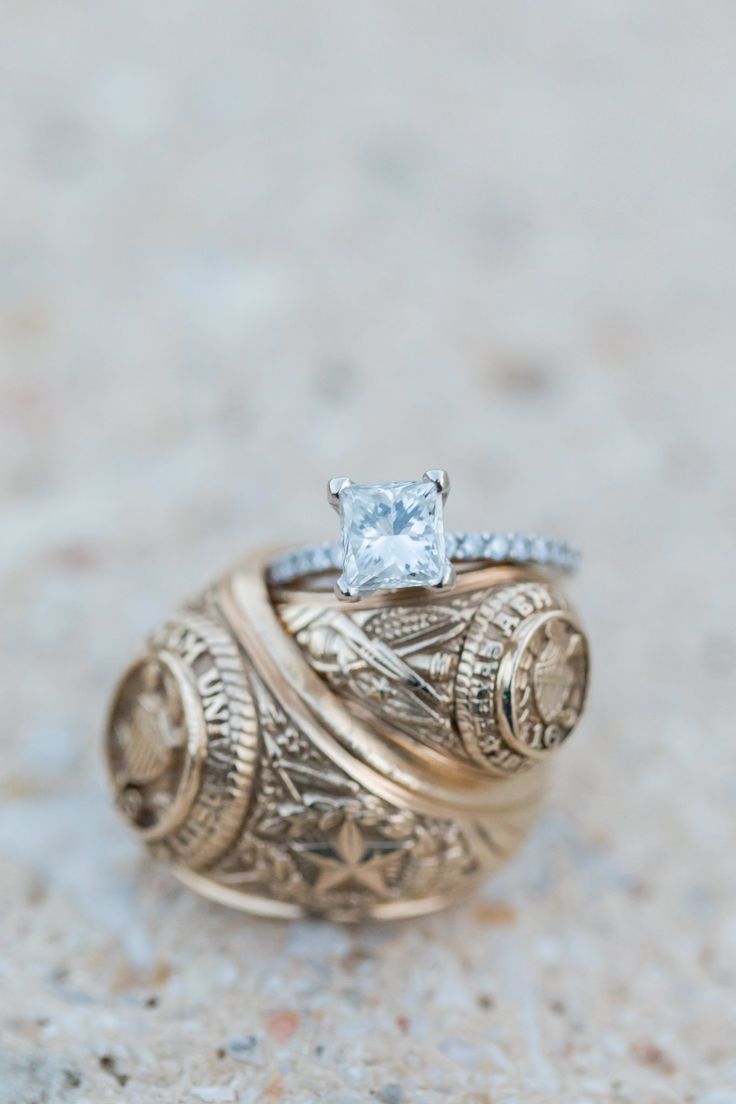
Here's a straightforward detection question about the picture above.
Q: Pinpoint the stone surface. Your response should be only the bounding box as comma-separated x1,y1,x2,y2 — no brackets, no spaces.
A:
339,479,447,594
1,3,736,1103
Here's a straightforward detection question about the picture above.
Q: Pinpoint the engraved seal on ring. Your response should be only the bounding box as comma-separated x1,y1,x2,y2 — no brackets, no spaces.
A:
454,580,589,772
106,608,259,869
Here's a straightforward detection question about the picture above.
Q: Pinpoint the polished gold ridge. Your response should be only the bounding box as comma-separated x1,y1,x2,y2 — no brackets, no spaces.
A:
105,552,589,921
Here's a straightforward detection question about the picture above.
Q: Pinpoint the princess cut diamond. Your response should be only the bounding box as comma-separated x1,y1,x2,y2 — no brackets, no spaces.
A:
336,478,450,597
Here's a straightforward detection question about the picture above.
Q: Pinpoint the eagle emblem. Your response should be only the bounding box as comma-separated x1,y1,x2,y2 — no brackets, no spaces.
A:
532,620,584,724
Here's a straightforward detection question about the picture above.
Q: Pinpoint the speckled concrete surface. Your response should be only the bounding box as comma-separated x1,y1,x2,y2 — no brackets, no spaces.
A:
1,3,735,1102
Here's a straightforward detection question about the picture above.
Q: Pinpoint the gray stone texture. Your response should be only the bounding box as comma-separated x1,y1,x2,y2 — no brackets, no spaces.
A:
1,3,735,1102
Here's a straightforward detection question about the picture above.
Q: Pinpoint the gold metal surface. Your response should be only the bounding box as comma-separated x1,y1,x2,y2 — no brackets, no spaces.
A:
104,551,589,921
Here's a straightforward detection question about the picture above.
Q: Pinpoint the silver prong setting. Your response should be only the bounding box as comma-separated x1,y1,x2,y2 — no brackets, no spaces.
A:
423,469,450,502
327,476,352,511
334,575,361,602
433,562,456,591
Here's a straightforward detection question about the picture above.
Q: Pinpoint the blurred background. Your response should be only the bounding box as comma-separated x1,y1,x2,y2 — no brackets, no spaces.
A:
1,3,735,1102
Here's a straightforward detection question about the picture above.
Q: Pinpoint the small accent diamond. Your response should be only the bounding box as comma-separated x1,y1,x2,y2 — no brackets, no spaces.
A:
461,532,485,560
509,533,532,562
487,533,509,562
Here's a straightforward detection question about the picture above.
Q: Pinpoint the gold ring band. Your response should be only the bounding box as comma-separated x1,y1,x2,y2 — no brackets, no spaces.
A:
104,553,589,921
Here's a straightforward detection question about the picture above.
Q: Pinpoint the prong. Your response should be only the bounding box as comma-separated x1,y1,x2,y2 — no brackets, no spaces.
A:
433,562,456,591
327,476,352,511
334,576,361,602
423,469,450,502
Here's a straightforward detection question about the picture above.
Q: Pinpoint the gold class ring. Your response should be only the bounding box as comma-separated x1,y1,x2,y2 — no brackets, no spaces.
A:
104,472,589,921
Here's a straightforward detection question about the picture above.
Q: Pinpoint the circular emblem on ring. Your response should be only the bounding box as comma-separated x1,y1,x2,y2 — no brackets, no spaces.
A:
106,609,259,869
106,651,205,841
500,610,589,759
454,581,589,773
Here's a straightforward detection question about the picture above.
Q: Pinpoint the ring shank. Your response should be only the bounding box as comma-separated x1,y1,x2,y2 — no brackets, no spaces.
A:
268,531,580,588
105,547,584,922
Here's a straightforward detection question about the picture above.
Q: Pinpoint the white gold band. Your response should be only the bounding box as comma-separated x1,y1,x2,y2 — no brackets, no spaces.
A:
269,531,581,587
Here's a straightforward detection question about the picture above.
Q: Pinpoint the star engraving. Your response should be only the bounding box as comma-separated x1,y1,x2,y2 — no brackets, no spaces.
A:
295,820,405,895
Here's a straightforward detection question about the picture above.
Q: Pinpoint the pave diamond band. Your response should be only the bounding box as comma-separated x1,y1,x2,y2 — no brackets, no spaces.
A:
268,531,581,587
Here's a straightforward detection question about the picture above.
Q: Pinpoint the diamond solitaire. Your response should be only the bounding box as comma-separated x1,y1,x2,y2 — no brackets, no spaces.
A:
328,471,455,600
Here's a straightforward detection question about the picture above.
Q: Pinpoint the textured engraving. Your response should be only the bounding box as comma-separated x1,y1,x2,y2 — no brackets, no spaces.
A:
209,673,482,918
281,595,483,754
281,577,588,780
108,610,259,869
509,614,588,755
455,581,588,771
153,612,258,869
281,578,589,777
107,653,201,840
293,820,408,895
106,563,585,919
